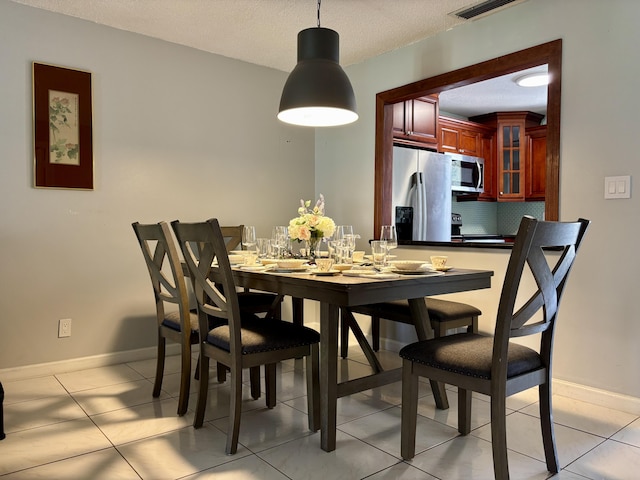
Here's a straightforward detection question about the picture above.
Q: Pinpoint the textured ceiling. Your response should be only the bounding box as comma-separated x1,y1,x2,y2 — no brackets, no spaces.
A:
10,0,529,72
11,0,542,117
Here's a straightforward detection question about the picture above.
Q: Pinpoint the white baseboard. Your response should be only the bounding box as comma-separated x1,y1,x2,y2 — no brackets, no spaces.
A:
0,344,181,382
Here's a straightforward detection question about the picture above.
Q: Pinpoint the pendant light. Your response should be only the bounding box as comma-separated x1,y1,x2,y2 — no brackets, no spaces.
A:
277,0,358,127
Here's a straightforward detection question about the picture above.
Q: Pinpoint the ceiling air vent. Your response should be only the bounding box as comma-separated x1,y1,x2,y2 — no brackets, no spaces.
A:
452,0,520,20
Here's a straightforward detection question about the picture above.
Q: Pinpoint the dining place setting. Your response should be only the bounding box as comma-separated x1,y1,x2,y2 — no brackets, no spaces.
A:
228,211,455,281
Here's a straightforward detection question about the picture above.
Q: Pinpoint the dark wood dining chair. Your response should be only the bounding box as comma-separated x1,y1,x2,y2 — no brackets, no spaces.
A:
220,225,283,320
172,218,320,455
342,298,481,357
0,381,5,440
399,216,590,479
132,221,200,416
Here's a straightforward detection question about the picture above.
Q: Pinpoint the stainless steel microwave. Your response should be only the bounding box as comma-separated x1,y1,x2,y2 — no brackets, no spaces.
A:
449,153,484,194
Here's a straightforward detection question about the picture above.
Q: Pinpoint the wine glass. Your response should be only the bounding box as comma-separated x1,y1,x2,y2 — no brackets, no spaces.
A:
242,225,257,253
380,225,397,251
380,225,397,265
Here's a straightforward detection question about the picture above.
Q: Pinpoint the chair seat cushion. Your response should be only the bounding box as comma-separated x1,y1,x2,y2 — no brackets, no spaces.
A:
399,333,542,380
162,310,199,333
206,314,320,355
352,297,481,323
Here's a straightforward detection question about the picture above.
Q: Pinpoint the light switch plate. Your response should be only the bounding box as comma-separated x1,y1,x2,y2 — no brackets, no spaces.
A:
604,175,631,199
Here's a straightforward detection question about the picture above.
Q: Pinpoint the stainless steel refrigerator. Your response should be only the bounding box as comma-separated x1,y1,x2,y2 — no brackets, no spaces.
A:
392,145,452,242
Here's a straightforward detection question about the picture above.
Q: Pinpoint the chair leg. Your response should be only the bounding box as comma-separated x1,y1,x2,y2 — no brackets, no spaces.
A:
193,354,210,429
226,365,243,455
152,335,166,398
401,358,419,460
194,354,200,380
469,315,479,334
265,363,277,408
539,382,559,473
458,387,472,435
0,381,5,440
490,395,510,479
176,343,192,416
250,366,261,400
216,362,227,383
372,315,380,351
306,344,320,432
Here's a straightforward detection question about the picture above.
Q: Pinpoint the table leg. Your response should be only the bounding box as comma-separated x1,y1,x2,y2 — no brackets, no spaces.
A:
292,297,304,326
320,302,339,452
408,298,449,410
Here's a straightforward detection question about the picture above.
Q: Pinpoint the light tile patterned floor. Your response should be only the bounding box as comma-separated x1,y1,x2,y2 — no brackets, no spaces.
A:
2,349,640,479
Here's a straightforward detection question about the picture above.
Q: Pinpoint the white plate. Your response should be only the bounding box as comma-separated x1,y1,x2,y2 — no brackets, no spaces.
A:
434,266,454,272
239,265,265,271
342,269,378,277
271,267,309,273
311,270,340,276
392,269,444,276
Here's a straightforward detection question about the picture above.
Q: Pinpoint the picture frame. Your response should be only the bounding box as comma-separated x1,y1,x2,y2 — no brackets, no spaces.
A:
33,62,93,190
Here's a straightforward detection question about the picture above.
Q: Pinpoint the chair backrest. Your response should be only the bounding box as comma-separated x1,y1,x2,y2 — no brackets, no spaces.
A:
132,221,192,333
171,219,243,356
220,225,244,252
493,216,590,378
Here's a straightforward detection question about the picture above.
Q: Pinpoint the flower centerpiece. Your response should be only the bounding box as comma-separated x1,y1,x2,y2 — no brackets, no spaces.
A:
288,194,336,259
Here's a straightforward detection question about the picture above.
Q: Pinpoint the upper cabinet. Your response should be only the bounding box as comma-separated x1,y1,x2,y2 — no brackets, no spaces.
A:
392,95,439,147
439,117,485,156
471,112,545,202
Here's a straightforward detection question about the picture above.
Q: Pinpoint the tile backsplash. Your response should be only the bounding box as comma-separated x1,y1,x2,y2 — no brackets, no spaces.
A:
453,199,544,235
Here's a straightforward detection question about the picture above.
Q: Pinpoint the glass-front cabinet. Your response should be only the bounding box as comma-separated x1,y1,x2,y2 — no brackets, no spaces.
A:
471,111,545,202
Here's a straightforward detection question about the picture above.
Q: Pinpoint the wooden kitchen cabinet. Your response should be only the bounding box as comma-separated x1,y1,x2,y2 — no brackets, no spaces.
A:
438,117,482,156
471,111,544,202
393,95,439,147
526,125,547,201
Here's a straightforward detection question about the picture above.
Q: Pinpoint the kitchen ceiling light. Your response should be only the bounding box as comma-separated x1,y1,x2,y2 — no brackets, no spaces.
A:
277,0,357,127
515,72,550,87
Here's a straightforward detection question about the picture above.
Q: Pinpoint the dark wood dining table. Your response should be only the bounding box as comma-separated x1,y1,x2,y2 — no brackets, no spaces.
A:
232,266,493,452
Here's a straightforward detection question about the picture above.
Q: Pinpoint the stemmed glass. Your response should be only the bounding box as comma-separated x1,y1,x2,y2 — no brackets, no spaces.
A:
380,225,397,265
242,225,257,253
380,225,397,251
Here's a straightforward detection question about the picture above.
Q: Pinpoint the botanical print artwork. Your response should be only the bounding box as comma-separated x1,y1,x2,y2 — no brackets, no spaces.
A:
48,89,79,165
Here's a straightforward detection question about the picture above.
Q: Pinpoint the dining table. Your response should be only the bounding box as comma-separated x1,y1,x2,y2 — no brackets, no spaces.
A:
232,265,493,452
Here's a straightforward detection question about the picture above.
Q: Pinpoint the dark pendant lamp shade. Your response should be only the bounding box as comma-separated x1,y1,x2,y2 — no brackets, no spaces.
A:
278,27,358,127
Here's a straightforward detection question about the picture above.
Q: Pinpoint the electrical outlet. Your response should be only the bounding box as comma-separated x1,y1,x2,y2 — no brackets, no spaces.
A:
58,318,72,338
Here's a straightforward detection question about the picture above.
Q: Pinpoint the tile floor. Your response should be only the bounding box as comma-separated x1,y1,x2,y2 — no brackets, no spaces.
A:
2,348,640,479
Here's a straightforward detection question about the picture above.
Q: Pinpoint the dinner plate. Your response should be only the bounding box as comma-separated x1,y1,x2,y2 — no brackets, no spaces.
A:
311,270,340,276
342,269,378,277
270,267,309,273
238,265,265,271
392,269,443,276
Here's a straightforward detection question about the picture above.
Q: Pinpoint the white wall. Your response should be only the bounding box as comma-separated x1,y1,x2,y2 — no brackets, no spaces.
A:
318,0,640,400
0,0,315,369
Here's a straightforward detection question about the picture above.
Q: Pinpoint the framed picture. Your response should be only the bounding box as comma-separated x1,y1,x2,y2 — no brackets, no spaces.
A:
33,62,93,189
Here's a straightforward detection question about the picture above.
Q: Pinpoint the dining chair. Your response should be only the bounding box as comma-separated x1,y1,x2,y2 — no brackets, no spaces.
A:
399,216,590,479
220,225,283,320
0,381,5,440
342,298,481,357
172,218,320,455
132,221,200,416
